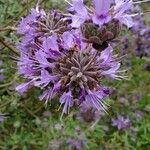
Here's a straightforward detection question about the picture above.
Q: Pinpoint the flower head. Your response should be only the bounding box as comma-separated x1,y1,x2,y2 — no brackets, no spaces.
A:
16,4,126,116
67,138,85,150
68,0,135,51
68,0,135,28
112,115,131,130
16,29,123,115
92,0,112,26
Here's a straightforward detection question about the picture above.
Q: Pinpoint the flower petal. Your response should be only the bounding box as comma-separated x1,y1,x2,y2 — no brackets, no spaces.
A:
93,0,111,15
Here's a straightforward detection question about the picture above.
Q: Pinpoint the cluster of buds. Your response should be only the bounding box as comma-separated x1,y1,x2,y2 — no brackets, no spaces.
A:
16,0,140,117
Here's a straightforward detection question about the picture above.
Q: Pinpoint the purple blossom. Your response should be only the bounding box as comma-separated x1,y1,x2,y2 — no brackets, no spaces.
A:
70,0,89,28
77,101,104,123
121,35,129,55
85,89,109,112
16,5,125,116
17,5,45,35
35,51,54,68
34,69,58,88
16,31,123,115
0,61,5,82
0,114,7,122
17,53,35,76
131,19,150,57
68,0,135,28
59,91,74,116
67,138,86,150
114,0,134,28
98,45,117,68
16,81,33,94
119,5,149,57
101,63,122,80
69,29,87,50
62,31,74,49
112,115,131,130
92,0,111,26
39,88,55,104
0,74,5,82
42,33,59,53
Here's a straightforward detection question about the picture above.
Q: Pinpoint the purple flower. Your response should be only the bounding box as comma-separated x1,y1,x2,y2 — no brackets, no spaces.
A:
69,29,87,50
131,14,150,57
17,5,44,35
34,69,58,88
0,61,5,82
121,35,129,54
62,31,74,49
92,0,111,26
16,81,33,94
35,51,54,68
0,74,5,82
99,45,117,68
0,114,7,122
59,91,74,116
101,63,122,80
114,0,134,28
67,138,86,150
16,32,123,115
39,88,55,104
112,115,131,130
85,88,109,112
16,5,125,117
70,0,89,28
67,0,136,28
42,33,59,53
17,53,35,76
77,101,104,123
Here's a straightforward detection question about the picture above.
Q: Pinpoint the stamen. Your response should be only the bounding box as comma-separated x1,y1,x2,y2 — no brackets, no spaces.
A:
130,10,150,16
65,0,72,6
133,0,150,4
65,0,93,12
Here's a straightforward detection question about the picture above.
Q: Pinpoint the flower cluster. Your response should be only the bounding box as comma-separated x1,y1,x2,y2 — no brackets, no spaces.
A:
69,0,134,28
67,0,135,51
66,127,86,150
119,4,150,58
77,100,105,123
112,115,131,130
131,10,150,58
16,0,136,117
67,138,86,150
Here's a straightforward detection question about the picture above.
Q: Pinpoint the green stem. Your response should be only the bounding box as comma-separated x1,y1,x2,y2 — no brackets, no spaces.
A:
0,27,17,32
0,37,19,55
